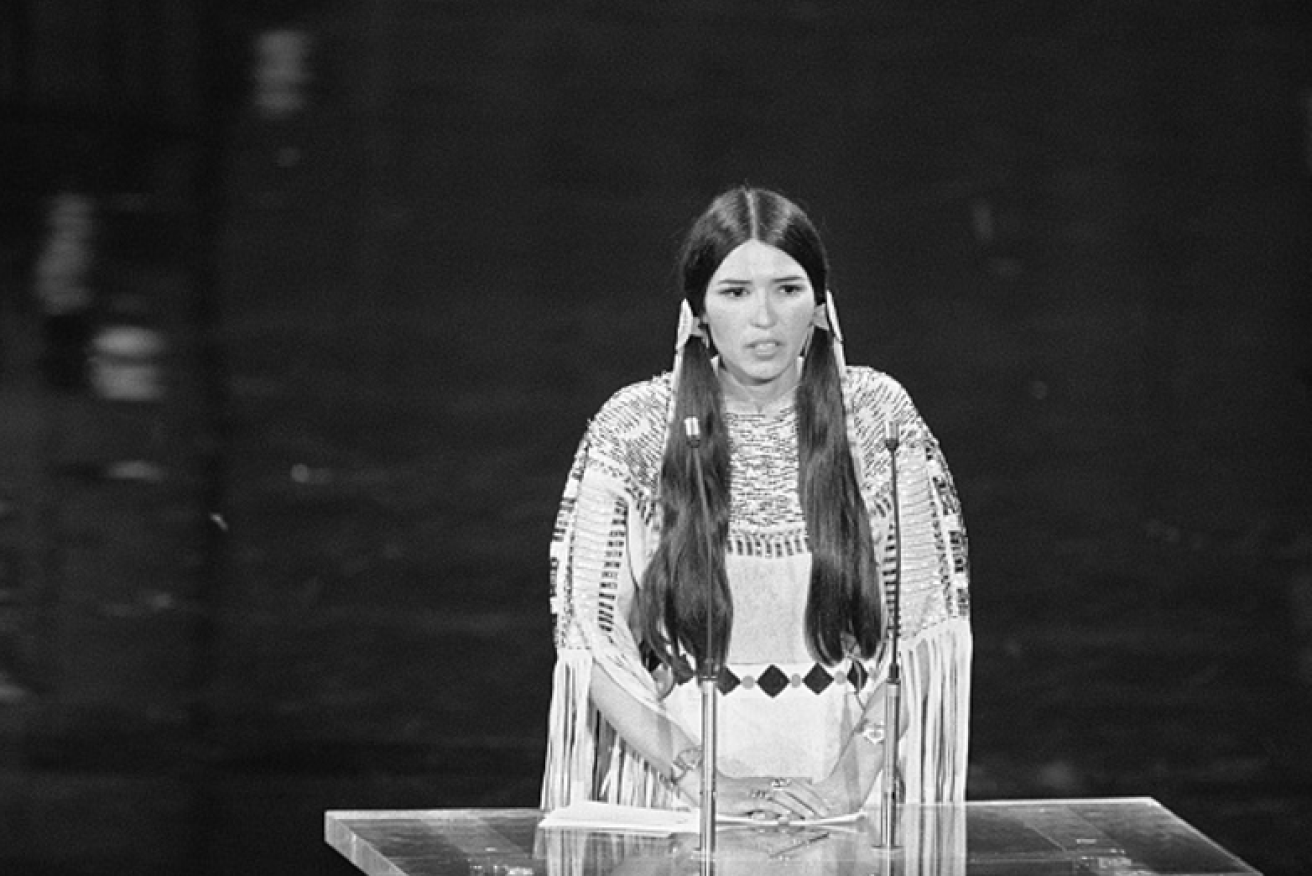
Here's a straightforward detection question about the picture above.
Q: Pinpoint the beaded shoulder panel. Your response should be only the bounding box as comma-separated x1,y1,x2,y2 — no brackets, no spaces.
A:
844,367,971,627
577,374,671,525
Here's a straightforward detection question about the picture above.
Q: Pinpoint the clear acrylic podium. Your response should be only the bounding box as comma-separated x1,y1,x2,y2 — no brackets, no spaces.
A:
326,798,1260,876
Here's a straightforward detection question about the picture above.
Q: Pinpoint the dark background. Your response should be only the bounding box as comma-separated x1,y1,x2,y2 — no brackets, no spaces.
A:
1,2,1310,875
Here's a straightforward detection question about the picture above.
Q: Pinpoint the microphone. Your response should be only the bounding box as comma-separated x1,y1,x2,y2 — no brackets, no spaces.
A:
684,415,701,447
880,418,904,849
683,416,715,677
684,416,718,858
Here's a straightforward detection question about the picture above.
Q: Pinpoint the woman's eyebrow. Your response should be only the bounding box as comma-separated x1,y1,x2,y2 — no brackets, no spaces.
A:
711,273,809,286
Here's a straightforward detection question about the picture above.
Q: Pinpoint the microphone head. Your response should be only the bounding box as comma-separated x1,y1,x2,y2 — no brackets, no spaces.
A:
884,418,901,450
683,416,701,447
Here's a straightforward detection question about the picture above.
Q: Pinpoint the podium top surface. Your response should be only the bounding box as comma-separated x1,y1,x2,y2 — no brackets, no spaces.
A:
326,798,1260,876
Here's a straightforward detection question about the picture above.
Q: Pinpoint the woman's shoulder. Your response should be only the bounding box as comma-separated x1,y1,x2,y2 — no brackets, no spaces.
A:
584,373,672,459
842,365,913,407
841,365,933,441
841,366,945,456
592,373,672,425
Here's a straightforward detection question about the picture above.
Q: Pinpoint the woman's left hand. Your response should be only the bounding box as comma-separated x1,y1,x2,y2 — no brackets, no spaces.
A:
805,772,870,818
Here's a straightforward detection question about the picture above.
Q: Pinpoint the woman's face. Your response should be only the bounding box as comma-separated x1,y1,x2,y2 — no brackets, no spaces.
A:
702,240,822,399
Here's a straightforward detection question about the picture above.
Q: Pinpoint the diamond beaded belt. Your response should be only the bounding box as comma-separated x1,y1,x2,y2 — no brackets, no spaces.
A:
679,660,870,697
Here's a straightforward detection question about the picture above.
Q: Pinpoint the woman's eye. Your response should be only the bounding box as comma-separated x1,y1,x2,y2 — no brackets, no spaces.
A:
716,286,748,298
780,284,806,296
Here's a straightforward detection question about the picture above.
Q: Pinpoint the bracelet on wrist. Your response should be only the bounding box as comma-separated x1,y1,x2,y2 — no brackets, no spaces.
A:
853,718,886,746
668,745,704,787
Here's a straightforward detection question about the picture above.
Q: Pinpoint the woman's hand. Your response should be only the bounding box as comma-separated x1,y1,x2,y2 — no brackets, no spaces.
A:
710,775,837,822
806,772,869,817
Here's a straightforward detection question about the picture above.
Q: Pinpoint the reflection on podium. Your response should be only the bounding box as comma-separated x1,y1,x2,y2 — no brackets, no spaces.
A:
535,804,964,876
326,799,1260,876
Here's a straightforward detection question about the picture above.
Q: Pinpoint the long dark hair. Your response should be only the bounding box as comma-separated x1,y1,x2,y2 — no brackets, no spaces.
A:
638,187,881,683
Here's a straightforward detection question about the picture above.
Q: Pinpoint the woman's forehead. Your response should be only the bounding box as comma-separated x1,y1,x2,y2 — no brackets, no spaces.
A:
710,240,809,284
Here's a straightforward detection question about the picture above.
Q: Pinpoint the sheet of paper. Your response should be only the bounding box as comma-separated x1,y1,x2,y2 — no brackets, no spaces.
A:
538,802,699,834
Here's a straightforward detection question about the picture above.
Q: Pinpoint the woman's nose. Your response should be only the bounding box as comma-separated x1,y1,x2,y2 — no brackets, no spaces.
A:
750,291,776,326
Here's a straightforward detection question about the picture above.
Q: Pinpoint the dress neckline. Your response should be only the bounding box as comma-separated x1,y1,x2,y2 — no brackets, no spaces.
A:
721,389,797,417
715,358,801,416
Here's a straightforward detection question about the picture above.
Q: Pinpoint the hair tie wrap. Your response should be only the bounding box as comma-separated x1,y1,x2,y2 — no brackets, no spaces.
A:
675,299,708,351
816,289,846,371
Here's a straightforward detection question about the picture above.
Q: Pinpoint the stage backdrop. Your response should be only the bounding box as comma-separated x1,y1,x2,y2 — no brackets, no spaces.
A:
213,3,1312,872
0,2,1308,876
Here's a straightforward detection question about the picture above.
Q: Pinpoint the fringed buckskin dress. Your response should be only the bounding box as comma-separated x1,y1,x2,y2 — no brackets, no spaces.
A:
541,367,970,810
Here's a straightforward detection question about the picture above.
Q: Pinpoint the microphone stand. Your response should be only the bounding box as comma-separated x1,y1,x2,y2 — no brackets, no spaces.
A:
684,417,718,862
880,419,904,850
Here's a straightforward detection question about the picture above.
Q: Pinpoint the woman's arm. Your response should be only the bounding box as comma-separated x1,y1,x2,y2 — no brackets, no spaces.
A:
812,680,910,812
542,389,744,809
586,666,698,795
816,370,972,807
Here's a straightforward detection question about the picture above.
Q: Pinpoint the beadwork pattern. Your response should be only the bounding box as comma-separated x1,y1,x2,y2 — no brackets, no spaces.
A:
549,367,971,651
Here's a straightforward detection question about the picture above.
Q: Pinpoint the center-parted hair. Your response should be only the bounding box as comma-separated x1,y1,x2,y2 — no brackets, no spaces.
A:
638,186,881,684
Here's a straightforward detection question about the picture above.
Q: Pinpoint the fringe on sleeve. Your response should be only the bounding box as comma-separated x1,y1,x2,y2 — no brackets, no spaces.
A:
850,368,973,805
540,383,681,811
540,648,680,811
895,618,972,803
540,649,595,809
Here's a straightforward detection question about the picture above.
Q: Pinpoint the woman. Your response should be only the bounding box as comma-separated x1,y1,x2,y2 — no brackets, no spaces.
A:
541,187,970,820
